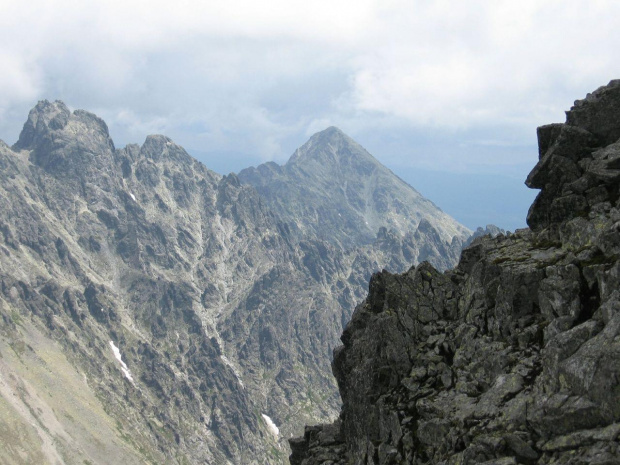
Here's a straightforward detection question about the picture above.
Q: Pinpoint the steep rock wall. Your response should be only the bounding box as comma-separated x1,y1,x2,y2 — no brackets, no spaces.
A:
290,81,620,465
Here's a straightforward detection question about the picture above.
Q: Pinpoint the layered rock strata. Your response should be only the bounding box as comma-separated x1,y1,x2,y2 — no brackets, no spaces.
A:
290,81,620,465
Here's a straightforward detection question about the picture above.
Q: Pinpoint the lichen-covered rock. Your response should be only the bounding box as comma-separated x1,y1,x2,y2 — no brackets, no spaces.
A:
291,81,620,465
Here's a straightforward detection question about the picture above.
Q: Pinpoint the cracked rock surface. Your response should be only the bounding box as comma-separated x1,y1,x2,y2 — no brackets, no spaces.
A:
290,81,620,465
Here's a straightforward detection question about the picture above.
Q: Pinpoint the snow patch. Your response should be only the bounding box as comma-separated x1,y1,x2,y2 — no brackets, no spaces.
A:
261,414,279,438
109,341,134,383
129,192,137,202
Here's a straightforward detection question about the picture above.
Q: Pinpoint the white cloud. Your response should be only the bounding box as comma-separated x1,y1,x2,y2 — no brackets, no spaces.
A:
0,51,40,109
349,0,620,129
0,0,619,174
0,0,378,50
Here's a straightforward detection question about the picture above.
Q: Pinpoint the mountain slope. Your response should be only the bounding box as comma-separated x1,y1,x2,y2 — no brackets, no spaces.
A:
239,127,470,265
0,101,469,463
290,81,620,464
0,101,290,464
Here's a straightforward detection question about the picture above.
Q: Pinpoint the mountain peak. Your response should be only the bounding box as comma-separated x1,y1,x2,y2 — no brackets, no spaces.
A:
138,134,196,165
13,100,113,155
240,126,470,253
306,126,356,147
13,100,71,151
312,126,347,140
12,100,115,176
288,126,376,169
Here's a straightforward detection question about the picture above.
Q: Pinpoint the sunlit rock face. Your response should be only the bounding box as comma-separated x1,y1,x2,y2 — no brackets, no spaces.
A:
290,80,620,465
0,101,469,464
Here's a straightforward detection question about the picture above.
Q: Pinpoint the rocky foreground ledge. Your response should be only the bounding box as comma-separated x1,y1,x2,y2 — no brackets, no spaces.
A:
290,80,620,465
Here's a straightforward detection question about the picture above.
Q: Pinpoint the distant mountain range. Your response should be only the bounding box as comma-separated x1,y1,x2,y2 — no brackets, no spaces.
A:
0,100,474,464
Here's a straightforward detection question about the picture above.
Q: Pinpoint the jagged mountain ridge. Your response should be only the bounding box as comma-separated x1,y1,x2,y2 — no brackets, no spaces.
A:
0,101,470,464
1,100,287,464
239,127,470,258
290,81,620,464
463,224,506,248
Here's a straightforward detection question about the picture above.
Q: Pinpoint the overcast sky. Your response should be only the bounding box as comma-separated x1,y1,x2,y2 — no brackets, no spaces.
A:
1,0,619,230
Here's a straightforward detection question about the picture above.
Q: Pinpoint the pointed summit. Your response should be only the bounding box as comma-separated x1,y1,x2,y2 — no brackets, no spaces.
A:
311,126,347,139
304,126,352,149
239,128,470,257
288,127,377,173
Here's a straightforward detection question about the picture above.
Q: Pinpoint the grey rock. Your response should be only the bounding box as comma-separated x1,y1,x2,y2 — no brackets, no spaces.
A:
463,224,506,248
290,80,620,465
239,126,470,269
0,101,470,464
566,79,620,145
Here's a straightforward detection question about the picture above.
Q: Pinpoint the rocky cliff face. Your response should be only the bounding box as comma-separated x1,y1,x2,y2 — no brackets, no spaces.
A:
0,101,469,464
290,81,620,465
0,101,289,464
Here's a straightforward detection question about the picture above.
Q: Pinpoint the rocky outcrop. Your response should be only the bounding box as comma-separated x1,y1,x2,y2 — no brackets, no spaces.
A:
527,80,620,236
290,81,620,465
